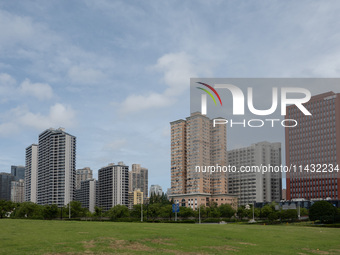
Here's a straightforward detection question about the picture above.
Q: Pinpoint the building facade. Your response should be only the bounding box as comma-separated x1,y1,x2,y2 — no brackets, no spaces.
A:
11,179,25,203
170,112,228,195
0,173,15,201
11,165,25,181
170,193,238,210
128,189,143,210
129,164,148,200
25,144,38,203
75,167,93,190
286,91,340,200
37,128,76,207
98,162,129,211
150,184,163,196
75,179,96,213
228,142,282,206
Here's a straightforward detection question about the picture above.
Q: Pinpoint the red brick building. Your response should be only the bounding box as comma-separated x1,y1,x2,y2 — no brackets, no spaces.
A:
286,91,340,200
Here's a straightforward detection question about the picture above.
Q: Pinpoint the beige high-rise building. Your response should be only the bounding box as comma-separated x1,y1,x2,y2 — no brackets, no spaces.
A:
129,164,148,199
76,167,93,190
170,112,228,198
128,189,143,210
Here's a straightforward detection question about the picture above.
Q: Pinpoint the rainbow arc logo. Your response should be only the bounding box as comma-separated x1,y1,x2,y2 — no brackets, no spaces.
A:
196,82,222,106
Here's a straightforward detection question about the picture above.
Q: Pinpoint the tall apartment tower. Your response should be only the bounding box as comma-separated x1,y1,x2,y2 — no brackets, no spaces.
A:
129,164,148,199
98,162,129,211
75,167,93,190
170,112,227,195
11,165,25,181
286,91,340,200
37,128,76,207
25,144,38,202
228,142,282,205
75,179,96,213
0,173,15,201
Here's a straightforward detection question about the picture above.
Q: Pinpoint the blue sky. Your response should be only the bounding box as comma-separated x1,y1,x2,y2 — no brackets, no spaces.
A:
1,0,340,191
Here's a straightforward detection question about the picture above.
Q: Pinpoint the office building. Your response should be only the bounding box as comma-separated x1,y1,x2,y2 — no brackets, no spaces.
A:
0,173,15,201
129,164,148,200
286,91,340,200
228,141,282,205
25,144,38,202
75,179,96,213
11,165,25,181
170,112,228,195
128,189,143,210
37,128,76,207
98,162,129,211
150,184,163,196
11,179,25,203
76,167,93,190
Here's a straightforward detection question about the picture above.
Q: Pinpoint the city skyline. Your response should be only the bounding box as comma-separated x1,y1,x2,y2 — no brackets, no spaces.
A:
2,1,340,192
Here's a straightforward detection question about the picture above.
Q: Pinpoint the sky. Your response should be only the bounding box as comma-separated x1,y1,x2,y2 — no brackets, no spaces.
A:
1,0,340,191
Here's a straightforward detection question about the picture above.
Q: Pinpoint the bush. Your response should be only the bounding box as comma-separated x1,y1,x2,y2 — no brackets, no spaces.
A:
309,201,336,223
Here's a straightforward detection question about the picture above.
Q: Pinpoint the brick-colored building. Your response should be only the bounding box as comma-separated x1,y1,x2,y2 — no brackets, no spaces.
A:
170,112,232,208
286,91,340,200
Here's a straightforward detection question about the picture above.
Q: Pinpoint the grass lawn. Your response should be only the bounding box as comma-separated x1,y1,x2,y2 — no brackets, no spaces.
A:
0,220,339,254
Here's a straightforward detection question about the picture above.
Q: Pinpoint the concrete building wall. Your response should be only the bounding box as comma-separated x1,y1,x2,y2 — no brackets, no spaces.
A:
228,141,282,206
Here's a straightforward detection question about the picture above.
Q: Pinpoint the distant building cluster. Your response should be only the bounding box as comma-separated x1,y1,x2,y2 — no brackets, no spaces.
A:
169,91,340,209
0,127,160,213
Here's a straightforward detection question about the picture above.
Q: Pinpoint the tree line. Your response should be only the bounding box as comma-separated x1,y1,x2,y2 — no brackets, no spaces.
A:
1,194,340,224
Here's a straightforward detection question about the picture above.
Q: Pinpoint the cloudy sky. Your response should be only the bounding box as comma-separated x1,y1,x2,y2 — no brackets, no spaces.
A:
1,0,340,191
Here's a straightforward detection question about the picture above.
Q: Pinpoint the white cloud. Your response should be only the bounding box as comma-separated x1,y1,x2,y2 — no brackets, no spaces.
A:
0,103,76,136
19,78,53,100
68,66,106,85
103,139,127,151
119,52,198,114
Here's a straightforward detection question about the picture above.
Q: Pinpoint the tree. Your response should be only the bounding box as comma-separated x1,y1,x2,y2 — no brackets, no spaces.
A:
261,204,274,218
43,204,59,219
107,205,129,220
67,201,88,218
12,202,43,219
178,206,194,219
0,200,15,218
94,206,103,218
309,201,336,223
219,204,235,218
237,207,247,220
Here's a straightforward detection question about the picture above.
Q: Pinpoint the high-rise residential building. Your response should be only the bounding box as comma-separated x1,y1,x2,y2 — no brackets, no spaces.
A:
0,173,15,201
11,165,25,181
129,164,148,199
169,112,237,209
37,128,76,207
128,189,143,210
76,167,93,190
286,91,340,200
149,184,163,196
98,162,129,211
170,112,228,195
228,142,282,206
11,179,25,203
25,144,38,203
75,179,96,213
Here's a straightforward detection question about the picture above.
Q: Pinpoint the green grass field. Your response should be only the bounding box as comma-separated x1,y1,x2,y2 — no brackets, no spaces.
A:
0,220,339,254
